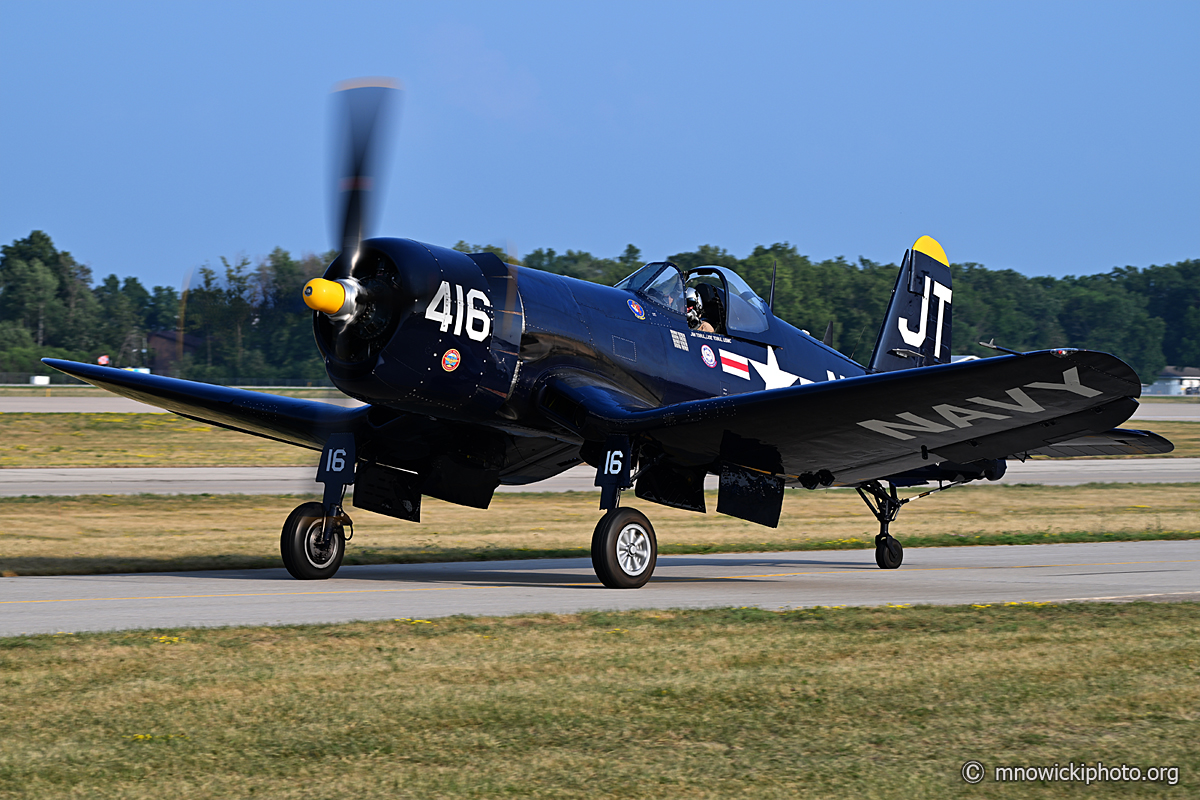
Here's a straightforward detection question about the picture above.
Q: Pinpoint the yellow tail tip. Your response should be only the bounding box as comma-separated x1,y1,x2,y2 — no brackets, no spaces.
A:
913,235,948,266
303,279,346,315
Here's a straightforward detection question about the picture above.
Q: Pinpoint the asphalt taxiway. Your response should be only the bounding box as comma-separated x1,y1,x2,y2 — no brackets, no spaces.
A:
1,540,1196,636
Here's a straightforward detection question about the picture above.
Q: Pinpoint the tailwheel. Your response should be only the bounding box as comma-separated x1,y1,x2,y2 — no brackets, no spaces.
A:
856,480,907,570
591,507,657,589
280,501,347,580
875,533,904,569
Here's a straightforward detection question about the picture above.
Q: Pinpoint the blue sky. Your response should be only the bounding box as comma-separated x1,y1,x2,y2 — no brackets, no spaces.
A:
1,0,1196,289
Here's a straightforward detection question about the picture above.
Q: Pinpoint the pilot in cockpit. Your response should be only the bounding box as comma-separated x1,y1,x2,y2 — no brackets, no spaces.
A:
685,287,715,333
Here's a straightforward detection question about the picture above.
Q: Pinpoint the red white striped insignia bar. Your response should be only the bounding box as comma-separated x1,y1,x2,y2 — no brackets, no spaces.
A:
719,349,751,379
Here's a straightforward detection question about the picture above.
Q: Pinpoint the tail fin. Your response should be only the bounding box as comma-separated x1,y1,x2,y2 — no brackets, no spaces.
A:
868,235,952,372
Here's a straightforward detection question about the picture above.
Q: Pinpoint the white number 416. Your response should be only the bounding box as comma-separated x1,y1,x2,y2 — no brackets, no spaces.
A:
424,281,492,341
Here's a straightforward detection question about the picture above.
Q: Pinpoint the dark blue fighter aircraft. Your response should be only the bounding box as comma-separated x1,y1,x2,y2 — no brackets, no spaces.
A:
45,82,1173,588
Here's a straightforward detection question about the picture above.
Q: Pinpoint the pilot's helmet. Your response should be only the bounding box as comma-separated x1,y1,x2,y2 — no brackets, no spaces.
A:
685,286,702,312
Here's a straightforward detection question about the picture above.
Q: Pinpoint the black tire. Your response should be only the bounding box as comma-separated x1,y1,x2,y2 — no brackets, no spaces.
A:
875,536,903,569
591,507,657,589
280,501,345,580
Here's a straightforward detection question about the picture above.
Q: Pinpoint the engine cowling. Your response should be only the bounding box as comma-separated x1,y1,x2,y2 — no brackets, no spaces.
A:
309,238,523,419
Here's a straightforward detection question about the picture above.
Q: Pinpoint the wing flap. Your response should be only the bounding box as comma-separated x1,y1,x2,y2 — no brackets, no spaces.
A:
1024,428,1175,458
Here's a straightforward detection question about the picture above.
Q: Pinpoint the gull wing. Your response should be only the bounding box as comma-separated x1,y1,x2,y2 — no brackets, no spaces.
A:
545,349,1159,486
43,359,539,507
43,358,369,451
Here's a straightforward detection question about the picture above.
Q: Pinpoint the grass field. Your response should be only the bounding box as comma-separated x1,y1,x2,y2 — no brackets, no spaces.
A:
1,483,1196,576
0,413,1198,468
0,603,1195,798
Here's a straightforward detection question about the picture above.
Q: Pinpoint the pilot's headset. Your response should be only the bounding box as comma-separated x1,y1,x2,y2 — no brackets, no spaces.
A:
685,287,703,326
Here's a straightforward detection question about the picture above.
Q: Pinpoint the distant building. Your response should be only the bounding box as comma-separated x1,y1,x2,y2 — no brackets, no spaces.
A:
147,330,202,377
1142,366,1200,396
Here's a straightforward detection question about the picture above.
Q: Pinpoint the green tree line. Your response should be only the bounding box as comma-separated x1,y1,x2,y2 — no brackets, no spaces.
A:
1,231,1194,384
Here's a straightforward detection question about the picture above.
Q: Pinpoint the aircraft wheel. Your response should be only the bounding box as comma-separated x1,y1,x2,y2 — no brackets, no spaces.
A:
280,501,345,580
591,507,657,589
875,534,903,569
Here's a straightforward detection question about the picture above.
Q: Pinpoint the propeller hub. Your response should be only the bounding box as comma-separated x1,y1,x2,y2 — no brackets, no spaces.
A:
304,278,358,319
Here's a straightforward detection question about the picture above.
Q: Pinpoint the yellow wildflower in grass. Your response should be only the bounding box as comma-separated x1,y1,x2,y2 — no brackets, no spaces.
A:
126,733,188,742
394,618,433,624
152,635,183,644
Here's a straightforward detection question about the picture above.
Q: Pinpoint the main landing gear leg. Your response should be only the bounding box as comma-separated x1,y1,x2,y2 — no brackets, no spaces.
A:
590,435,658,588
856,480,904,569
281,433,356,581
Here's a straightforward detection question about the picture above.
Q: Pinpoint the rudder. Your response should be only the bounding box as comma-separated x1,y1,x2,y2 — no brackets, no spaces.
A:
867,235,952,373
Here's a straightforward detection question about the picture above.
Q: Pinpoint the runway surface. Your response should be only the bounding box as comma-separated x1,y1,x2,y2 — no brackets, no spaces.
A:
2,540,1196,636
1130,402,1200,421
1,396,1196,419
0,458,1195,497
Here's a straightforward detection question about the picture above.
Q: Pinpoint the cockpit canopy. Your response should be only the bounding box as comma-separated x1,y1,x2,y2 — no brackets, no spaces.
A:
614,262,771,338
613,261,686,316
686,266,770,334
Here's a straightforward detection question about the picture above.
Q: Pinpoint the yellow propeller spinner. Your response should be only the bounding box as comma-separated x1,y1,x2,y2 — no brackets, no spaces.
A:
303,278,349,316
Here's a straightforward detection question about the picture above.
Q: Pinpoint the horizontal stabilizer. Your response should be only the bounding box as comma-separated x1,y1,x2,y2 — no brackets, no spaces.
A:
1023,428,1175,458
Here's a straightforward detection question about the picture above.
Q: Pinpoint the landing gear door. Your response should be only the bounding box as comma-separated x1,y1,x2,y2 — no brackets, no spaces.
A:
316,432,356,511
593,434,632,510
